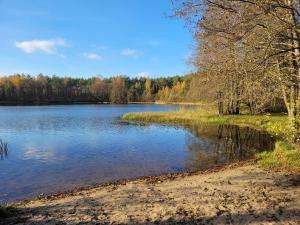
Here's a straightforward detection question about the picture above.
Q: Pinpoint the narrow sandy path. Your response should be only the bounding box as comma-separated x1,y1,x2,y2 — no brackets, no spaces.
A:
2,165,300,225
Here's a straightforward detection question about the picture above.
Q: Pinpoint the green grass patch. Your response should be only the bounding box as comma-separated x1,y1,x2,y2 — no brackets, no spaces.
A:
257,141,300,173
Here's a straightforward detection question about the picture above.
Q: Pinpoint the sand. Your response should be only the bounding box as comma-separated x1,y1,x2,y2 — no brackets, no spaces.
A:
2,165,300,225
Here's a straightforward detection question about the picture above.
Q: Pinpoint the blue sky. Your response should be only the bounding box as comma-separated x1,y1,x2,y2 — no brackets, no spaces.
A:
0,0,194,78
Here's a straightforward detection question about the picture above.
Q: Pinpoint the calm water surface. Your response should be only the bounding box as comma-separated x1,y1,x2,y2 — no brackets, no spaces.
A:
0,104,275,203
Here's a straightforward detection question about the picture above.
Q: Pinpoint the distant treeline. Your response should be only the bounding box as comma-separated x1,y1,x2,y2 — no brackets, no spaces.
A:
0,74,191,104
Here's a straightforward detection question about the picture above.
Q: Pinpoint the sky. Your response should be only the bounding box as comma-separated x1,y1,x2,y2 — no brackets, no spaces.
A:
0,0,194,78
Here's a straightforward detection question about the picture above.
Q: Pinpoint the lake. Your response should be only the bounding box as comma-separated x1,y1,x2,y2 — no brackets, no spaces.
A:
0,104,275,203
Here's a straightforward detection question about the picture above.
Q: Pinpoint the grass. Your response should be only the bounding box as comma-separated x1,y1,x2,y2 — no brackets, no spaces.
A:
122,110,291,138
257,141,300,173
122,110,300,173
0,204,16,218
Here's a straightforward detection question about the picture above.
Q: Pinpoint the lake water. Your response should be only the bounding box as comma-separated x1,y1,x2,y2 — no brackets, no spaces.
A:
0,104,275,203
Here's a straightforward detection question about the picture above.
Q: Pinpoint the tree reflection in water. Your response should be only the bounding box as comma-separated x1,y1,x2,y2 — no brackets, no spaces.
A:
185,124,276,171
0,139,8,160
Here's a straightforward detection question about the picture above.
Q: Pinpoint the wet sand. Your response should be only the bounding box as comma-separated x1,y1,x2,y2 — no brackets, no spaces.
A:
2,164,300,225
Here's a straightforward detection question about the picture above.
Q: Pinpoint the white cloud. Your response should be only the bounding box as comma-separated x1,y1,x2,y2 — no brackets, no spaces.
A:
83,52,103,60
15,38,66,54
137,71,150,77
121,48,143,57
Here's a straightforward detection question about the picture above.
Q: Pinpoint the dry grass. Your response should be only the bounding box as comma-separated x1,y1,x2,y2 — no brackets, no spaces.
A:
122,110,290,138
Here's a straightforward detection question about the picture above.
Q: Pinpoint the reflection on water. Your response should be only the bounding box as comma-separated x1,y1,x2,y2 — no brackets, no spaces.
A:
185,124,275,171
0,105,275,203
0,139,8,160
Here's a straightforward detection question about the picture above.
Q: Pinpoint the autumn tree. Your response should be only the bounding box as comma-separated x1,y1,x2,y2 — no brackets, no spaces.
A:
172,0,300,120
89,77,110,102
142,79,154,102
36,74,49,100
110,76,128,104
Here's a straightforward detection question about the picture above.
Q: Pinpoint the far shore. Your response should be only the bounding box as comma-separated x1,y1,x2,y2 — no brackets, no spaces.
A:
0,101,203,106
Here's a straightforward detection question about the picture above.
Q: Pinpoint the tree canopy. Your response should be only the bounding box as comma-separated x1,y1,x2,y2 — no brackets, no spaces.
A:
0,74,188,104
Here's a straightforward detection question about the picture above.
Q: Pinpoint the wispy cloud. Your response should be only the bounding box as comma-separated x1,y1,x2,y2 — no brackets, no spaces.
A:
83,52,103,60
150,56,158,62
97,45,109,50
92,44,109,50
148,40,161,47
121,48,143,58
137,71,150,77
15,38,66,56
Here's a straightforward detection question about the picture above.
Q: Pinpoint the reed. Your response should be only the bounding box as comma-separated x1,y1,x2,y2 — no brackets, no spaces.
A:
0,139,8,160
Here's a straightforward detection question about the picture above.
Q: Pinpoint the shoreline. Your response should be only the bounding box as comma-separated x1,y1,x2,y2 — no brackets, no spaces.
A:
122,110,300,173
11,160,255,205
0,101,201,106
2,163,299,224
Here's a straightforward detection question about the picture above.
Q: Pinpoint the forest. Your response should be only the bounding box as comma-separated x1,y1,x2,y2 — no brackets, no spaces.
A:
0,74,187,104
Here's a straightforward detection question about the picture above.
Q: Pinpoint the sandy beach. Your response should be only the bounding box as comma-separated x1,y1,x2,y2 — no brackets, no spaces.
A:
1,164,299,225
